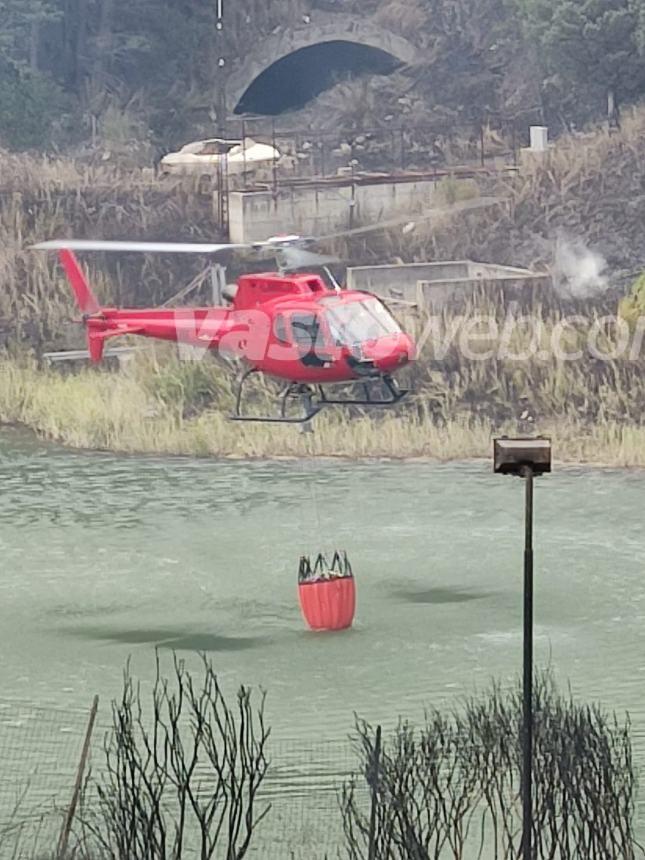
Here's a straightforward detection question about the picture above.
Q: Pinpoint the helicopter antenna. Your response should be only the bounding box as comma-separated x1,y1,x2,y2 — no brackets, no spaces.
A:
323,265,342,293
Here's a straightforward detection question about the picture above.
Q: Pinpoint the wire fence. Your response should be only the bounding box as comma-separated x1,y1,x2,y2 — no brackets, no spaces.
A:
3,693,643,859
0,699,90,824
228,115,526,178
196,115,529,234
200,115,526,219
0,697,366,859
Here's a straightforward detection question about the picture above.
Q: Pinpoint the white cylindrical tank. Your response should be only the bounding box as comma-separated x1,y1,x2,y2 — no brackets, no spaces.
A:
529,126,549,151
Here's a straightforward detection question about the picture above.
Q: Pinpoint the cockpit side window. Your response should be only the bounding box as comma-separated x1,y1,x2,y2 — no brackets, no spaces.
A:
289,311,333,367
273,313,289,344
290,313,320,348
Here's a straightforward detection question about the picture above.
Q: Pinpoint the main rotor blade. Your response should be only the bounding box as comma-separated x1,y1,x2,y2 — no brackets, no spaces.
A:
252,234,314,249
275,247,340,269
31,240,248,255
315,216,419,244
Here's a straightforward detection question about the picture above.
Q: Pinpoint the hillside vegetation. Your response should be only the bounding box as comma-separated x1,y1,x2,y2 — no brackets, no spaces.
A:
338,107,645,285
1,0,644,152
3,108,645,348
1,109,644,465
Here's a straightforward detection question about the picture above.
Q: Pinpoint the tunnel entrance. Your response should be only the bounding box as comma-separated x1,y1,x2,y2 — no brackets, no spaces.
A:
234,40,401,116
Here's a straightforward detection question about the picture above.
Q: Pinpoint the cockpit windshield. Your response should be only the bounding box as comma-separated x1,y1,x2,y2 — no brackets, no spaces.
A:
321,296,401,345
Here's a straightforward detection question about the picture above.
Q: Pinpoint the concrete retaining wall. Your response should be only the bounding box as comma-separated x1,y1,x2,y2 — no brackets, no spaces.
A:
228,178,441,243
346,261,550,308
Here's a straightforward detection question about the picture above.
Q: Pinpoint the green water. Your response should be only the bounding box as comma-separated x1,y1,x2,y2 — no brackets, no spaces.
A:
1,428,644,853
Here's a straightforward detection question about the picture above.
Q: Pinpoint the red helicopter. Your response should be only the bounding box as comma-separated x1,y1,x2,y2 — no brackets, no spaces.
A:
32,236,416,423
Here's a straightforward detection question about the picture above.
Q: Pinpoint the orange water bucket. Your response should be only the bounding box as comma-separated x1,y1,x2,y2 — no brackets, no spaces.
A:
298,576,356,631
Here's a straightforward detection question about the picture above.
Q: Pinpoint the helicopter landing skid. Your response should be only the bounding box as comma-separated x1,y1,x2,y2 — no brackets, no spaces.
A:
230,369,322,424
317,374,408,408
229,369,408,424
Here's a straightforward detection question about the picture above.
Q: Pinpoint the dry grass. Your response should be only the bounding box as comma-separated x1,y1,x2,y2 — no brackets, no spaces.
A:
2,283,645,467
0,150,225,349
1,347,644,467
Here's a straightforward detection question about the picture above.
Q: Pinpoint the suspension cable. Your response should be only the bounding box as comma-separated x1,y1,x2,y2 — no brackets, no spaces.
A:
300,427,322,543
160,266,213,308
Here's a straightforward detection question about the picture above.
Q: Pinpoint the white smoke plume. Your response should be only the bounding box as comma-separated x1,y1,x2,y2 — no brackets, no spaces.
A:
552,233,609,298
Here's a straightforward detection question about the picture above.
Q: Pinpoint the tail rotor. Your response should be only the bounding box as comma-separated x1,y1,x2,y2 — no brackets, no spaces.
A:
51,249,105,362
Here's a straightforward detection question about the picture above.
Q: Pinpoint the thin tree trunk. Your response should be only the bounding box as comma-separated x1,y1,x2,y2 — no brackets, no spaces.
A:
607,87,620,129
29,19,39,71
75,0,88,90
93,0,114,92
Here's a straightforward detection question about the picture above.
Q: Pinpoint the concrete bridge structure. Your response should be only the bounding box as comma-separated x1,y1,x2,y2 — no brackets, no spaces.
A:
225,12,420,116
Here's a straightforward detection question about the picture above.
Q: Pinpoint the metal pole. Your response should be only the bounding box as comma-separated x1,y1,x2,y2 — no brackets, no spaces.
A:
57,695,99,859
367,724,382,860
223,152,229,236
512,122,518,168
521,465,534,860
272,118,278,196
211,264,225,305
242,119,247,177
216,155,223,225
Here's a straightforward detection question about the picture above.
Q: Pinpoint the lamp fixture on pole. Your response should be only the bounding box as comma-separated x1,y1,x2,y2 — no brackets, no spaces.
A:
494,436,552,860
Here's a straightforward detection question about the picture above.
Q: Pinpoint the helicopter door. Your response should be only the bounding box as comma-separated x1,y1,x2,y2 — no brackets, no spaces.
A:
289,312,332,368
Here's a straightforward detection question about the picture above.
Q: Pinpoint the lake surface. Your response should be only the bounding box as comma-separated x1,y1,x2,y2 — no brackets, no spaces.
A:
1,428,644,855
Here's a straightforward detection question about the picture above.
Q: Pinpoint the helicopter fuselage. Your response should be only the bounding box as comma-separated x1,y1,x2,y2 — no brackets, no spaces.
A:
85,271,415,384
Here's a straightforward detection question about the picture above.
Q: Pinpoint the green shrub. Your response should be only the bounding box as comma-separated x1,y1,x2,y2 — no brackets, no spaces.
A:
0,59,70,151
619,272,645,330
